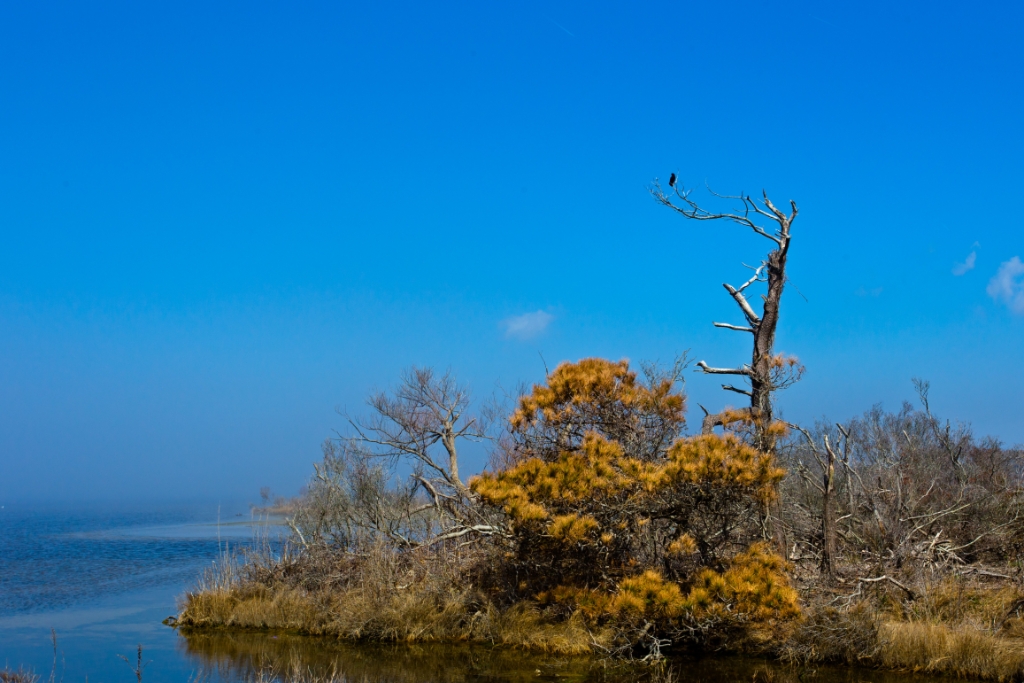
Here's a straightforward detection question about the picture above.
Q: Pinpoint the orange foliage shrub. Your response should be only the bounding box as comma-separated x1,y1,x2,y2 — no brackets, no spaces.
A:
474,358,799,645
502,358,685,465
537,544,799,637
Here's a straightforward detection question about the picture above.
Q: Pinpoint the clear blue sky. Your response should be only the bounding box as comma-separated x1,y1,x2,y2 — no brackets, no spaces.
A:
2,1,1022,504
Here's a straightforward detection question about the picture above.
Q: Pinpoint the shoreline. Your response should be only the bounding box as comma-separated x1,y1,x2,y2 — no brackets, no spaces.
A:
175,569,1024,682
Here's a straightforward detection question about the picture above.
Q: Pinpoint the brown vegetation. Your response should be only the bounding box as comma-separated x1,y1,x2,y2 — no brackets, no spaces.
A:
176,179,1024,680
0,669,38,683
178,365,1024,678
774,392,1024,680
178,358,800,658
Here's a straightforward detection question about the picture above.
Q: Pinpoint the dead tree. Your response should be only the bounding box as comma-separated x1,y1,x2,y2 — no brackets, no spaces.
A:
651,180,800,454
352,367,480,500
792,423,848,582
289,367,503,550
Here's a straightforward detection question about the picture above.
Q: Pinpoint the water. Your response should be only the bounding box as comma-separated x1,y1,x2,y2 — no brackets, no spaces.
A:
0,504,949,682
0,502,280,682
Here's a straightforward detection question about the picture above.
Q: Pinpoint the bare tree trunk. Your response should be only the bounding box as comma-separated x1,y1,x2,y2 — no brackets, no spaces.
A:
750,239,790,451
651,182,799,455
821,436,838,581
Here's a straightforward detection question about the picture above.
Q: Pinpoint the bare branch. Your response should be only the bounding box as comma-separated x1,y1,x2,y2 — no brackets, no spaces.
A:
696,360,751,376
722,384,753,397
713,322,755,333
855,575,918,600
650,181,782,246
722,283,762,327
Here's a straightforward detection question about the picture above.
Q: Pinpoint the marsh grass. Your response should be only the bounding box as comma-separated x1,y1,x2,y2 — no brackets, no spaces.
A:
179,584,605,655
177,542,609,655
181,540,1024,679
878,621,1024,680
777,577,1024,681
0,669,39,683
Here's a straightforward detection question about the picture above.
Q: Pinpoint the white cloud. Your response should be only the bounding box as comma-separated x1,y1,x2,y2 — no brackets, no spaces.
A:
952,251,977,276
502,310,554,340
986,257,1024,314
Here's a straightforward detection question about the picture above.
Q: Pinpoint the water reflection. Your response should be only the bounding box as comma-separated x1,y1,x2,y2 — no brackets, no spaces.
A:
177,631,952,683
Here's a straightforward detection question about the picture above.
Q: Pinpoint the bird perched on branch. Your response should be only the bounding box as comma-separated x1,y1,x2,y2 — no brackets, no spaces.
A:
669,173,676,188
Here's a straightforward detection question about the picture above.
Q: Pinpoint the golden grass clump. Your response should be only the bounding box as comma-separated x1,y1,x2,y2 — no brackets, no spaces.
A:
779,578,1024,681
879,621,1024,681
482,603,610,654
176,543,608,655
178,584,607,655
179,586,322,632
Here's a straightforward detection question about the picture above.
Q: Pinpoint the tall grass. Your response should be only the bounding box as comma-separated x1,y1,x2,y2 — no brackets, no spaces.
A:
778,577,1024,681
878,621,1024,680
177,541,607,655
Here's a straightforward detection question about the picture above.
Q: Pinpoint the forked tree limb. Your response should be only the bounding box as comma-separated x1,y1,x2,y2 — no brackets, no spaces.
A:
723,283,762,326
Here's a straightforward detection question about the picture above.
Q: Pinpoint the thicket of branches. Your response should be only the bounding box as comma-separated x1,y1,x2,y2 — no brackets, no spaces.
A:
780,381,1024,581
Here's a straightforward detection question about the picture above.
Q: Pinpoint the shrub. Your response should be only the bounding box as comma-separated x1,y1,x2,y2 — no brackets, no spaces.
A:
473,359,798,648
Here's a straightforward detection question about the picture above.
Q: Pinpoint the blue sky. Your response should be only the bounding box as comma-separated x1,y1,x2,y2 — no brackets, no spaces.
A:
1,0,1022,504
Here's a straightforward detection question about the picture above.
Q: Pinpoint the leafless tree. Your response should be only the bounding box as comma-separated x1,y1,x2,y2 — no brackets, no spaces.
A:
351,367,481,499
790,423,848,582
291,367,503,551
651,180,801,454
780,389,1024,581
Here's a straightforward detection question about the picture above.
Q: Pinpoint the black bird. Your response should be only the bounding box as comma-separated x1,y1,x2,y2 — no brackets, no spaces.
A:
668,173,676,188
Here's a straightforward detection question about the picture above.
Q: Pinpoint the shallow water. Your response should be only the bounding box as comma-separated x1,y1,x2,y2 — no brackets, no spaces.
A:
175,632,956,683
0,502,280,681
0,504,951,682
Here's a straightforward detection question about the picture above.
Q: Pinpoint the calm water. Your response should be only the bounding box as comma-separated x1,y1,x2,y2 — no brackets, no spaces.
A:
0,504,950,682
0,502,280,681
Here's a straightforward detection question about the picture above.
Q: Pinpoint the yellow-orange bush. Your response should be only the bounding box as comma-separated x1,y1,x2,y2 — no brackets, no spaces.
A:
473,432,782,535
536,544,799,637
511,358,684,431
501,358,686,466
474,358,798,646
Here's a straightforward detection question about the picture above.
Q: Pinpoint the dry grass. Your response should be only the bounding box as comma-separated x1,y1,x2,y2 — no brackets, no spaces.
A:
178,583,606,655
183,544,1024,679
177,541,609,655
878,621,1024,680
0,669,39,683
903,577,1023,628
778,576,1024,681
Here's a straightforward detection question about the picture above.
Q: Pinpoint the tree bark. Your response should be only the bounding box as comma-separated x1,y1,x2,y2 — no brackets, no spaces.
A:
821,436,838,581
